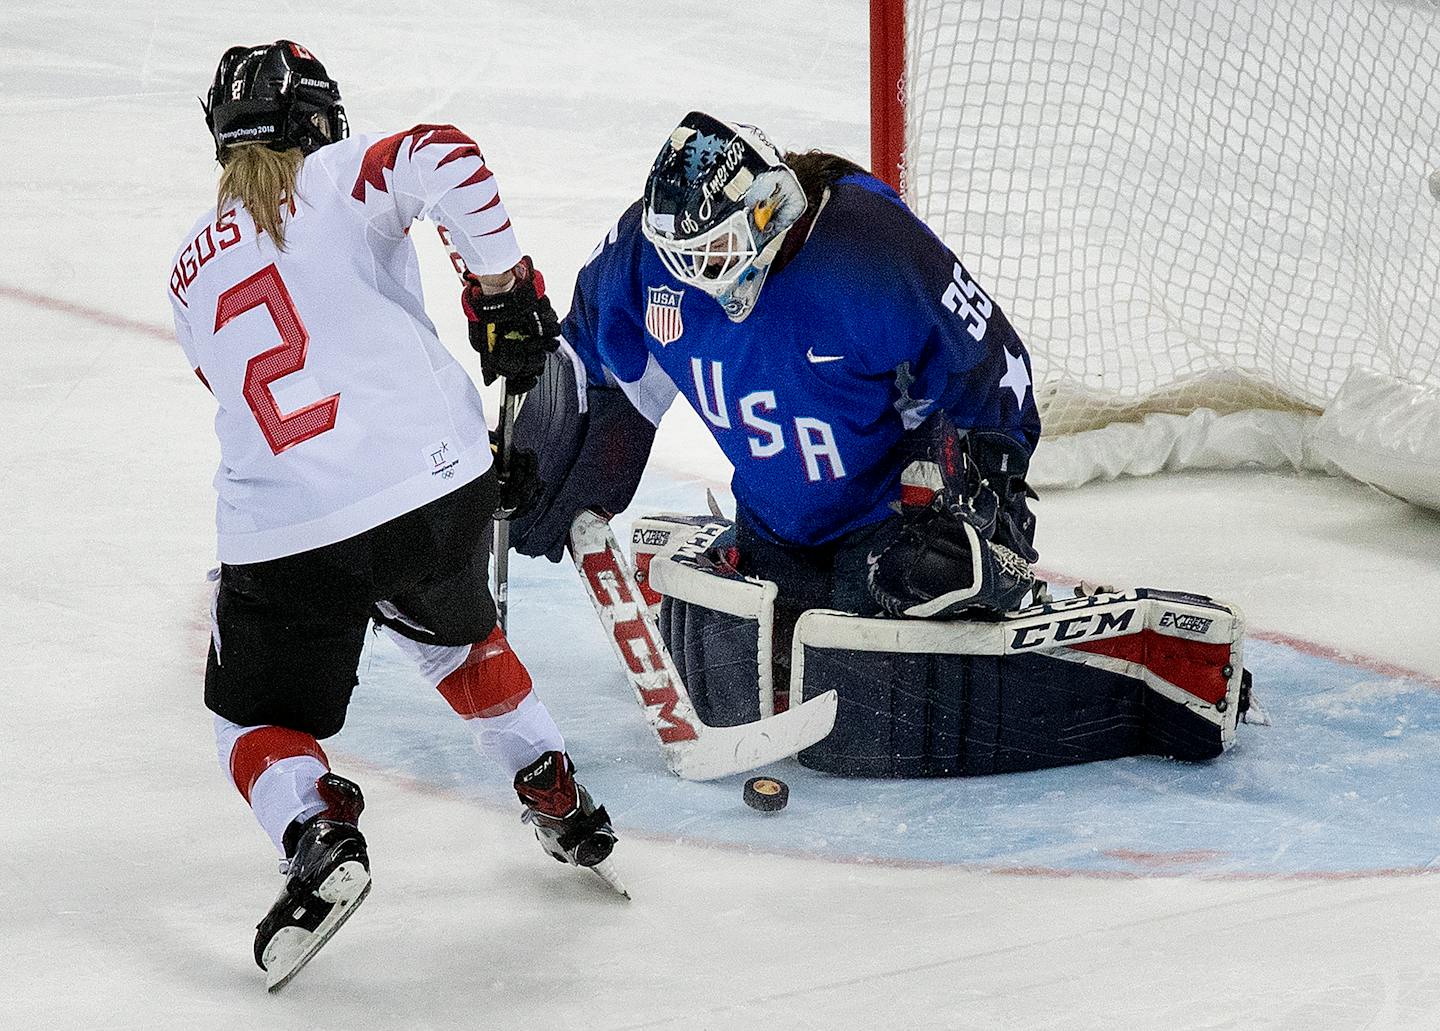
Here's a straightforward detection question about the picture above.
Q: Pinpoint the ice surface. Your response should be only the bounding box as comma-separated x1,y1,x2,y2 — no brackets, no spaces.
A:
3,2,1440,1028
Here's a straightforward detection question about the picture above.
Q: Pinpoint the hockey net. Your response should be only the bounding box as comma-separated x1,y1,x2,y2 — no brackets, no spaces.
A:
874,0,1440,505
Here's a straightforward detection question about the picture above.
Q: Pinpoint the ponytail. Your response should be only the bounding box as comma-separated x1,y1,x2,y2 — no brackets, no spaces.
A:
217,145,304,250
781,150,871,211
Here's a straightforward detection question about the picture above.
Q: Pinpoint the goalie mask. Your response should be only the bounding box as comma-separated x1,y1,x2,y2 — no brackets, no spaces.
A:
642,112,807,323
203,40,348,163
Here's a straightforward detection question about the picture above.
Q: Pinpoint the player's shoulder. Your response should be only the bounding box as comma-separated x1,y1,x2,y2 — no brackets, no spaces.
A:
579,198,647,277
298,132,387,194
822,174,949,258
800,174,950,305
311,131,384,164
617,197,646,239
608,198,648,254
797,175,962,369
312,125,485,175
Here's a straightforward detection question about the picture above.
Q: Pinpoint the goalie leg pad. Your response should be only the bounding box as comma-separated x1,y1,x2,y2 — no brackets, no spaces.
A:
659,597,767,727
631,512,787,725
790,590,1245,777
793,648,1219,777
649,557,779,727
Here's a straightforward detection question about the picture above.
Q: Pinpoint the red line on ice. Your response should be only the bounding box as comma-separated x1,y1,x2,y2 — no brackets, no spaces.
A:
0,283,172,341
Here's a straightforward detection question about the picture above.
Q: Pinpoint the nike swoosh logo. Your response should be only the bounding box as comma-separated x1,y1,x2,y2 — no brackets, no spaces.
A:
807,347,843,364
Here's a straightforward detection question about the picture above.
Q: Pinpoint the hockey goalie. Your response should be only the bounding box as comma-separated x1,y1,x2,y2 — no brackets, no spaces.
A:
506,111,1253,779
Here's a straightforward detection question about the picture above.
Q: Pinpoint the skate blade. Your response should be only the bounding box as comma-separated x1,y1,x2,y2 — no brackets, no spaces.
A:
588,857,630,899
264,861,372,993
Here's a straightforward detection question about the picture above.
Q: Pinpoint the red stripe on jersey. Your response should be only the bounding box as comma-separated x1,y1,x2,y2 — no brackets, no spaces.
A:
229,726,329,804
1069,629,1232,705
466,194,503,216
436,144,483,170
436,627,533,719
351,124,487,201
453,164,495,191
479,219,512,238
194,367,212,394
406,125,476,158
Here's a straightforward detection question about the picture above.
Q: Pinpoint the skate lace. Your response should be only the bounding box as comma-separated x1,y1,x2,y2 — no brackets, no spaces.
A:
521,807,569,830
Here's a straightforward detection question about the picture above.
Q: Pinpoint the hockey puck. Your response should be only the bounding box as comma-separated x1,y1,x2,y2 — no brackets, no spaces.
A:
743,776,789,812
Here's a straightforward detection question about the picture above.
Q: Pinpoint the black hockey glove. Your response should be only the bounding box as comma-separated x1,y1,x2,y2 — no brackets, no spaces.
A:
900,416,1040,562
868,416,1038,617
964,430,1039,563
462,256,561,395
490,432,544,520
868,498,1035,618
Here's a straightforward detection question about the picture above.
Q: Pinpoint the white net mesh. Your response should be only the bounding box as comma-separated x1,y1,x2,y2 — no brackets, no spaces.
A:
902,0,1440,435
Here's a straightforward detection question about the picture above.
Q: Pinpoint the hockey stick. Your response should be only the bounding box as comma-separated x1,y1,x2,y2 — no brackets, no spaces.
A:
569,510,838,780
436,226,517,630
490,391,520,630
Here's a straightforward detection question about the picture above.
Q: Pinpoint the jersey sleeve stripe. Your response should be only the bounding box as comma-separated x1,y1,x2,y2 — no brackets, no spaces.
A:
465,194,503,216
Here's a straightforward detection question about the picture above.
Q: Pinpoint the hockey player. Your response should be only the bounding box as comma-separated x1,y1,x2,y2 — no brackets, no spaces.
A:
168,41,618,990
510,112,1042,645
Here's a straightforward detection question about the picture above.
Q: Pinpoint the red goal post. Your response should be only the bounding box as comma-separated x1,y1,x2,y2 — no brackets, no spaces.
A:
870,0,906,197
870,0,1440,508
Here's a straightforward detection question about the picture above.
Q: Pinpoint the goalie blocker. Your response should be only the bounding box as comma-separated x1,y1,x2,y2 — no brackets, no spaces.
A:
633,513,1250,778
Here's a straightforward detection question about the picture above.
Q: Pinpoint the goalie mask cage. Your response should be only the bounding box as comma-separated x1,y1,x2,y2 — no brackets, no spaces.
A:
871,0,1440,505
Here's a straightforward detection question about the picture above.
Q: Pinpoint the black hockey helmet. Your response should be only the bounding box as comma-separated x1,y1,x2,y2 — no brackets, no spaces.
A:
203,40,347,163
641,111,806,323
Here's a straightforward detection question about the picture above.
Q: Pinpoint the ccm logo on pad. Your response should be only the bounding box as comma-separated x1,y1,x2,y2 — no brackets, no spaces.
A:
1010,606,1138,651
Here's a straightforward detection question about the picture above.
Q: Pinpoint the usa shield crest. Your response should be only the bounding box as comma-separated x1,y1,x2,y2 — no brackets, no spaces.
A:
645,286,685,345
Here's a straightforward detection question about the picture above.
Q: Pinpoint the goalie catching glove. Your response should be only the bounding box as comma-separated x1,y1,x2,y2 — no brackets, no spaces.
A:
461,256,561,394
868,419,1038,618
867,499,1035,617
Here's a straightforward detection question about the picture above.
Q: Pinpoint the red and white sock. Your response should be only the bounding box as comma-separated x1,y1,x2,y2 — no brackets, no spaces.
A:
215,716,331,855
384,625,565,777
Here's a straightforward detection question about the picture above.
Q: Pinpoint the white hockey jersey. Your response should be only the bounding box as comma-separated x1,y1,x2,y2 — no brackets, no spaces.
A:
168,125,522,564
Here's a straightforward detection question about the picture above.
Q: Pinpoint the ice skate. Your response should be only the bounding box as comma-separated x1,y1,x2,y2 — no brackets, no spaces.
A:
254,774,372,992
514,751,629,898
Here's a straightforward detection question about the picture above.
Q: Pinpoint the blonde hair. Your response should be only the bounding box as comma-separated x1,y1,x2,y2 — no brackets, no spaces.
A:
217,145,304,250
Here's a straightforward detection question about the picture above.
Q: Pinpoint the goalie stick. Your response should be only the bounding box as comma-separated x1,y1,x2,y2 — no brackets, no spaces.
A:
569,510,838,781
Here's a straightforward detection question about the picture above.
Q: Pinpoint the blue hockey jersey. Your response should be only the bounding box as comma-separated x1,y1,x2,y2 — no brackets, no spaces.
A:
561,174,1041,547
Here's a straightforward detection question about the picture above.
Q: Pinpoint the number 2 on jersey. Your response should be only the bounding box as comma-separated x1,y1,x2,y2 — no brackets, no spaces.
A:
214,264,340,455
